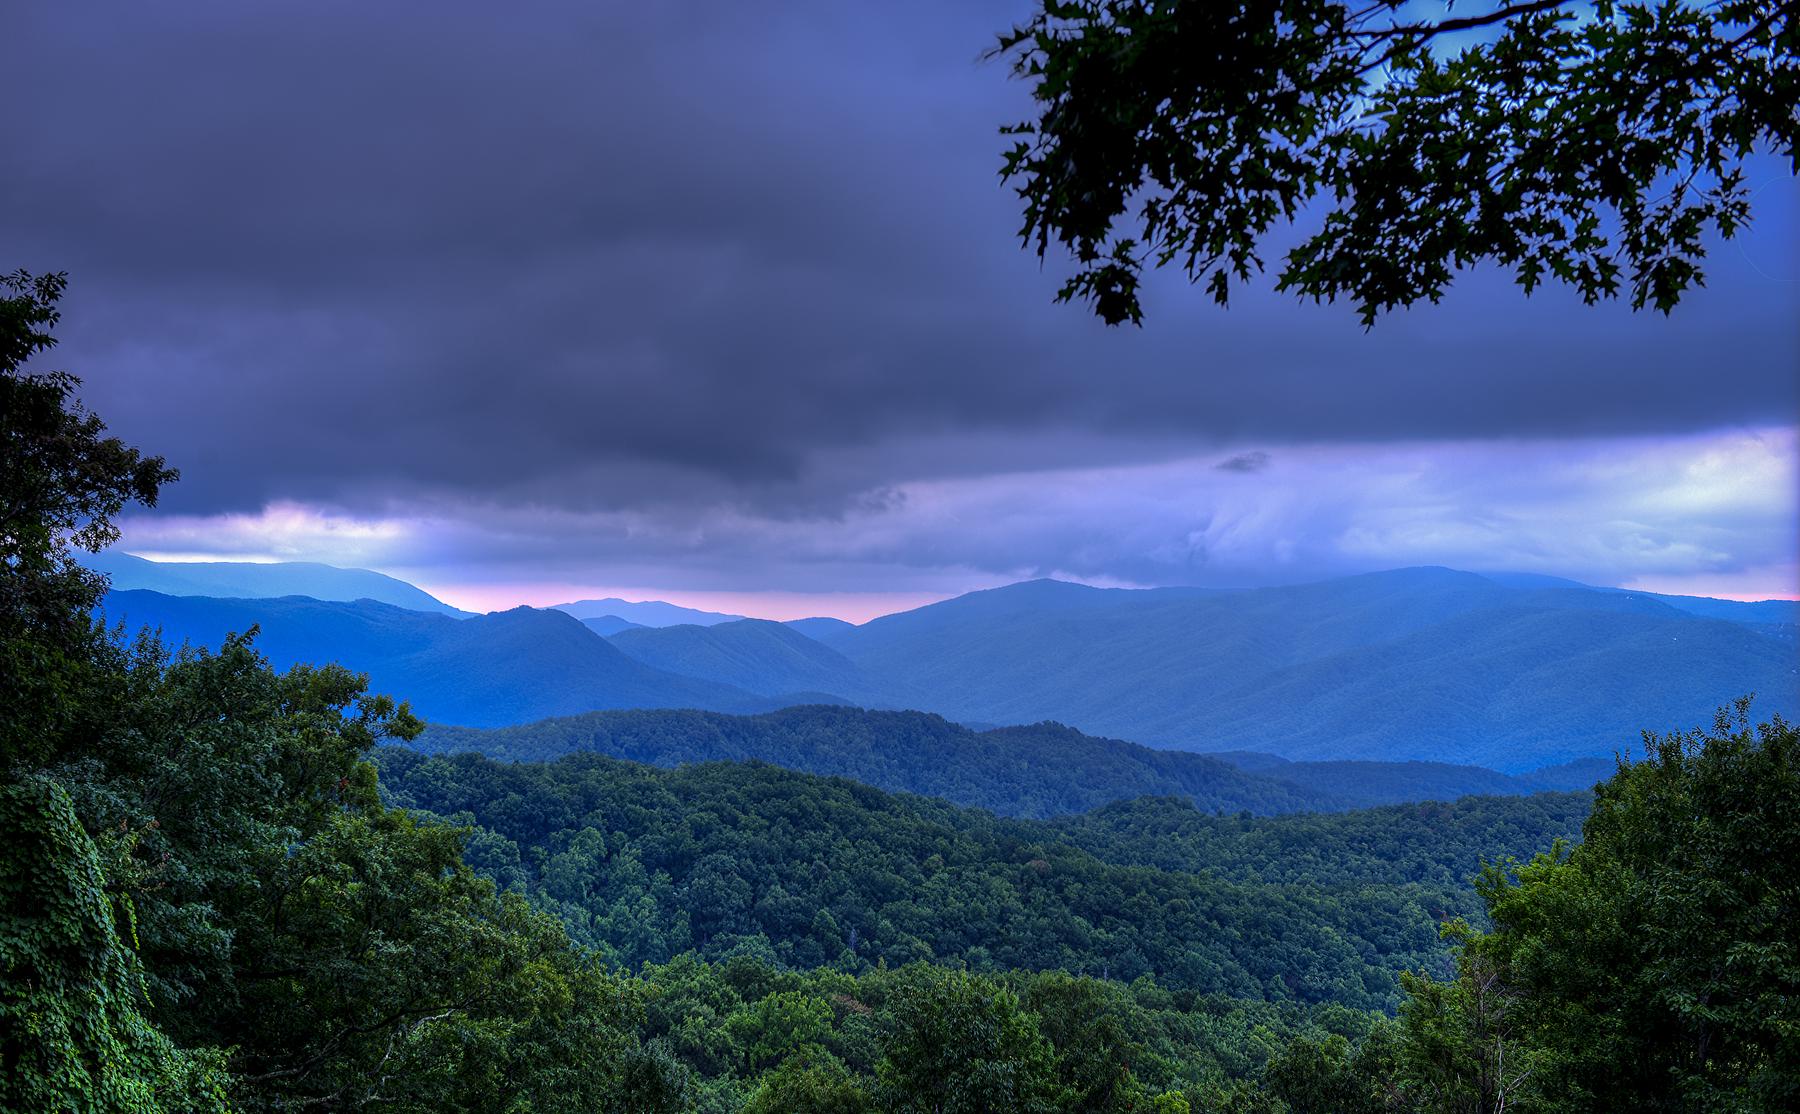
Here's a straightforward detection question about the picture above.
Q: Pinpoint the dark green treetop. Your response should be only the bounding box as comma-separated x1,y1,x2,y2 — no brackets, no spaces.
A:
1,269,177,768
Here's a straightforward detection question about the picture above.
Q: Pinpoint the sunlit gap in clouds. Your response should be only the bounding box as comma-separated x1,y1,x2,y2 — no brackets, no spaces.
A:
109,426,1800,620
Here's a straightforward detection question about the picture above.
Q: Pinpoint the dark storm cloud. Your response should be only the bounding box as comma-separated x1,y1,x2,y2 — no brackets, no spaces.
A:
4,0,1796,522
1215,452,1272,474
116,428,1799,609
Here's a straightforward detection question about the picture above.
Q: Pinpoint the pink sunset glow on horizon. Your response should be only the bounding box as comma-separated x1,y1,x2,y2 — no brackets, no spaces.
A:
111,425,1799,619
408,582,959,624
403,562,1800,622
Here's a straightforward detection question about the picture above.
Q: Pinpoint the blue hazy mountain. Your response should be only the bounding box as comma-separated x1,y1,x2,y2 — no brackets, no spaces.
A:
95,566,1797,772
606,619,908,706
782,615,858,644
100,590,776,727
1611,591,1798,645
581,615,646,637
84,551,472,616
821,568,1798,771
1478,570,1795,641
1631,592,1797,626
551,597,747,626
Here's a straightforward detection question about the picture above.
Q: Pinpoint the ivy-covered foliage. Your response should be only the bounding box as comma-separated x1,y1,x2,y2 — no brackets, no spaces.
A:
0,776,228,1114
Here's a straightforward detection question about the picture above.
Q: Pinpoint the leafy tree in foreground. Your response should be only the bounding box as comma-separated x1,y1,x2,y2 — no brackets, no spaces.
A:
0,776,228,1114
1392,921,1535,1114
1,268,175,770
2,272,657,1112
1340,700,1799,1112
994,1,1796,324
1470,701,1799,1111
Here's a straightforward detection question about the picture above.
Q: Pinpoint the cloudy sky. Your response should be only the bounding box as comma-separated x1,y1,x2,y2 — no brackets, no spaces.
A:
7,1,1796,619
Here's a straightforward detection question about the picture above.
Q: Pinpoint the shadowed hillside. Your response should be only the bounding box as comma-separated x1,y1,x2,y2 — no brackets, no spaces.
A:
416,704,1606,818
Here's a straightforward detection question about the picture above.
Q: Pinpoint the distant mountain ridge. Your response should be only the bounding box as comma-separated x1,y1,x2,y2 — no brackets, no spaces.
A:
813,568,1797,770
99,590,779,727
553,597,746,627
1206,751,1617,804
580,615,646,637
84,551,471,616
91,559,1798,772
606,619,911,706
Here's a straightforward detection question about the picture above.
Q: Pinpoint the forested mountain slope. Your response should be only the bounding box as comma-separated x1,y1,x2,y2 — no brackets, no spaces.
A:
418,705,1341,817
1047,793,1592,887
377,748,1590,1009
420,704,1616,817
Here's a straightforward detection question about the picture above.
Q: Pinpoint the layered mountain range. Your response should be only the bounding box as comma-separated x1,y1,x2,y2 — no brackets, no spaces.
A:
98,559,1797,772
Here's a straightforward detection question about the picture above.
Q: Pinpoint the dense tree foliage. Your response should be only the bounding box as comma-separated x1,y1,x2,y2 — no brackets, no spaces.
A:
7,618,693,1110
0,776,229,1113
1250,703,1800,1112
0,275,680,1111
622,954,1371,1113
994,2,1797,324
1047,792,1592,888
376,746,1587,1008
1,270,176,771
1465,703,1799,1110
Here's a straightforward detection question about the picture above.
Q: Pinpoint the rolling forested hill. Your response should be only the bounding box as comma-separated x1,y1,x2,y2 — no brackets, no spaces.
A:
418,704,1607,816
420,705,1342,816
376,747,1591,1009
1046,792,1592,888
1207,751,1615,804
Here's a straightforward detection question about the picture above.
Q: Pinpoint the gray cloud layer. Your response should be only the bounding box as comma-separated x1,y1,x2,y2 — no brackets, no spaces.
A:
6,1,1796,600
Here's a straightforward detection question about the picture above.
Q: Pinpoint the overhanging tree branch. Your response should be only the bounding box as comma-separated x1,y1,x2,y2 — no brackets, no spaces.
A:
994,0,1797,325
